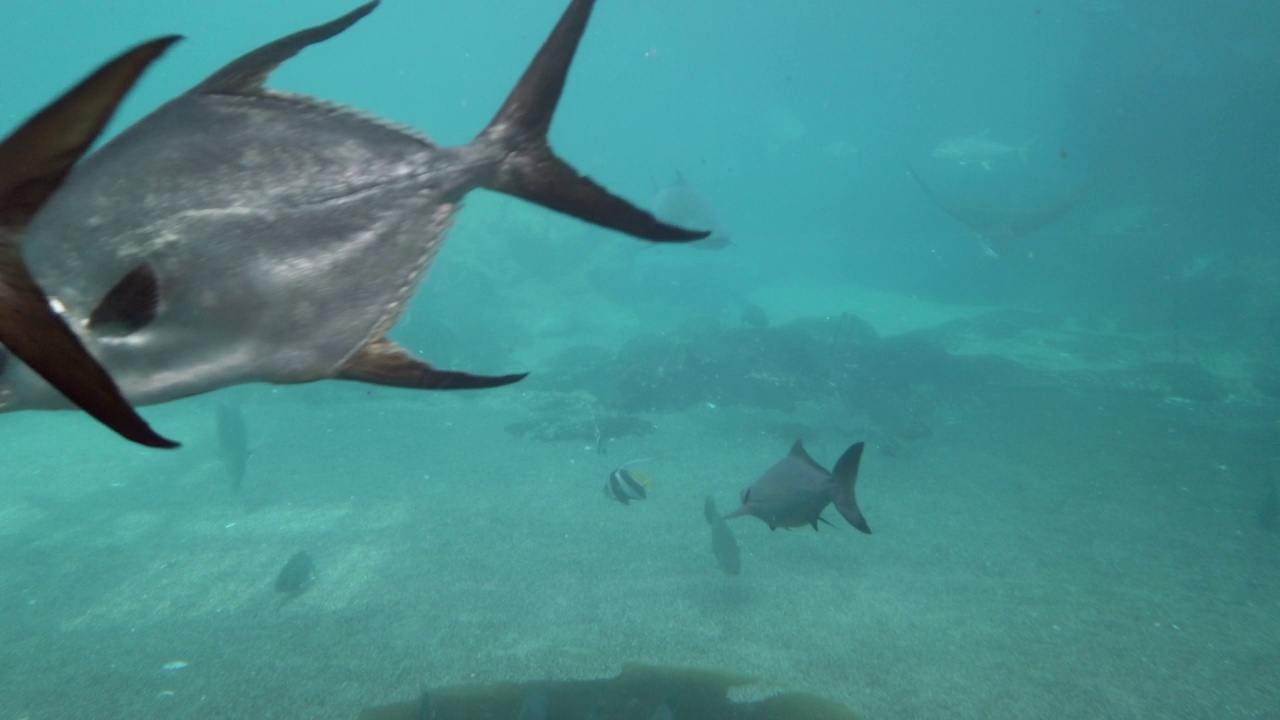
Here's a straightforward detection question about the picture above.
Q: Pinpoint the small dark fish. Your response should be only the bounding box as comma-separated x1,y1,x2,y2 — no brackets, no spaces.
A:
605,467,653,505
650,701,676,720
0,36,180,449
725,440,870,533
704,496,741,576
275,550,316,594
517,686,549,720
739,302,769,329
1260,481,1279,532
652,171,731,251
215,402,248,491
413,692,433,720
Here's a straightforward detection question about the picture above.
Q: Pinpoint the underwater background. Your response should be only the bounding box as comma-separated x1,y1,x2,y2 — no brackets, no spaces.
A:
2,0,1279,718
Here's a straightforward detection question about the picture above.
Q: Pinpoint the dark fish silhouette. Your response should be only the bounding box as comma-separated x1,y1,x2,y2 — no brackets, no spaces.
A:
725,440,870,533
215,402,249,491
0,0,708,416
0,37,180,448
739,301,769,329
411,693,432,720
650,700,676,720
517,687,549,720
1260,481,1279,532
652,171,731,251
274,550,316,595
906,162,1090,259
704,496,741,575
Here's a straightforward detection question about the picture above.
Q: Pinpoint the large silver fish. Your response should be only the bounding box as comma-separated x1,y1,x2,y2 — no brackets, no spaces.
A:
724,440,870,533
0,36,180,448
0,0,706,420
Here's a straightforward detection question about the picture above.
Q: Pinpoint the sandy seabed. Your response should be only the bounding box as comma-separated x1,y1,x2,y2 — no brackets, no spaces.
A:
1,311,1277,720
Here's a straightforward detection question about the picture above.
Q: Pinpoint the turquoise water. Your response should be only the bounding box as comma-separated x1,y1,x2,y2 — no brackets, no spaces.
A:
2,1,1279,718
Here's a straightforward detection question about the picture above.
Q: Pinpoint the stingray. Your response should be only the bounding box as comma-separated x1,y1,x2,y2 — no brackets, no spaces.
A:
0,0,707,430
652,171,732,250
0,37,180,447
907,162,1091,259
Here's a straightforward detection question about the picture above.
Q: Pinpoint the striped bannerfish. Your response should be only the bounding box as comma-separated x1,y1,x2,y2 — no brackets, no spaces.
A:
605,467,653,505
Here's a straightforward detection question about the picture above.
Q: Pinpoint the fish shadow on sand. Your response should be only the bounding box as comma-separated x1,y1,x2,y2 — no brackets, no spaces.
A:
356,663,864,720
274,550,316,606
704,496,741,575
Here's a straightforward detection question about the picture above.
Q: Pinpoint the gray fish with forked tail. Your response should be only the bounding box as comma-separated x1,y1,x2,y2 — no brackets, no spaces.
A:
0,0,708,417
725,440,870,533
0,36,180,449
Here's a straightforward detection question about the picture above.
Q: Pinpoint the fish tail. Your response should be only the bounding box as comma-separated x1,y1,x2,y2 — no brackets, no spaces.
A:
471,0,708,243
831,441,871,534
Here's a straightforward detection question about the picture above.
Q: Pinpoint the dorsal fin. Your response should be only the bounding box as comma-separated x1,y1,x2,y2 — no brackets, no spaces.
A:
88,263,160,334
787,439,829,475
194,2,378,95
335,336,526,390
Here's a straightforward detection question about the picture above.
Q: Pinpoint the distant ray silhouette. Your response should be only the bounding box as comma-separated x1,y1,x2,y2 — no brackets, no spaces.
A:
907,162,1092,258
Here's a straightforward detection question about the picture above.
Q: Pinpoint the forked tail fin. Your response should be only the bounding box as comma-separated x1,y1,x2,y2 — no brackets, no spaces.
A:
831,441,871,533
473,0,710,243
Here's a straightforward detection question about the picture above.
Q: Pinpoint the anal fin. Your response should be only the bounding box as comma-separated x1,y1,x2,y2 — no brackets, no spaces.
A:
335,337,526,390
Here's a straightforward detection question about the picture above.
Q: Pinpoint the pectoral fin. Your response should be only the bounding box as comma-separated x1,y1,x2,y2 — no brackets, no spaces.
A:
88,263,160,334
336,336,526,390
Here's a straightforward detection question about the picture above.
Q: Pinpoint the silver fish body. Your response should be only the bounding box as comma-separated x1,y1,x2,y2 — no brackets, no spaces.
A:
17,80,459,405
724,440,870,533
